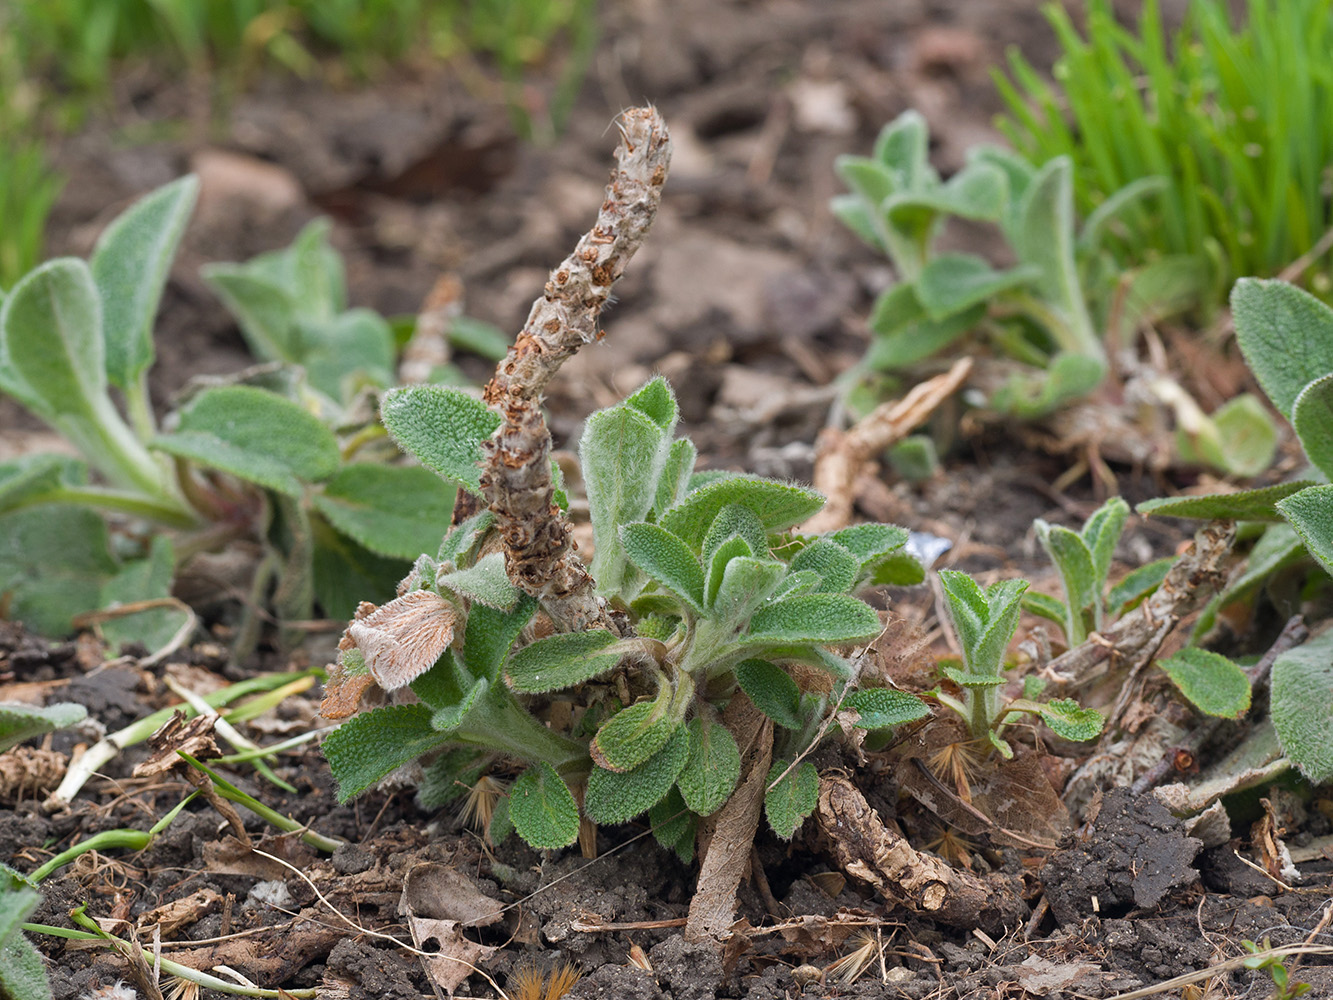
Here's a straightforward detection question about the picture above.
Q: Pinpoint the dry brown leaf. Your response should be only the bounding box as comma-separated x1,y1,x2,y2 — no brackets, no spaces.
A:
400,863,501,996
344,590,457,692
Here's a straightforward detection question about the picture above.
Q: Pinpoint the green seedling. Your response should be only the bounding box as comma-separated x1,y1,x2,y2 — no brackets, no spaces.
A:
935,569,1103,759
997,0,1333,303
0,177,477,645
323,377,931,854
1242,938,1313,1000
1140,278,1333,783
27,790,198,883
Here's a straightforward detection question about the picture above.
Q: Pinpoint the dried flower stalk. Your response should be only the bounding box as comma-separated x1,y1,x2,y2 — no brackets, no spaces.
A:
480,107,671,633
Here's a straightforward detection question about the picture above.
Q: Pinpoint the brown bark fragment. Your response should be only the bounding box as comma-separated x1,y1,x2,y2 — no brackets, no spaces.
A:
479,107,671,633
817,772,1028,935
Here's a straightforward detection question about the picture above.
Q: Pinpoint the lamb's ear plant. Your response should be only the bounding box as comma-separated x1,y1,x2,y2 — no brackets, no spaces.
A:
0,177,469,646
0,864,52,1000
321,109,931,863
934,570,1102,759
1139,278,1333,783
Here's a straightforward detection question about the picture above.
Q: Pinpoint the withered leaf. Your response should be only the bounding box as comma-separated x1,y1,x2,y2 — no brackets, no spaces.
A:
344,590,457,692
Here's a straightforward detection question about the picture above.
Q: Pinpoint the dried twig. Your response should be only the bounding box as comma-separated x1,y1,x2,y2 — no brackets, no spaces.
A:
479,106,671,632
803,358,972,534
816,772,1028,935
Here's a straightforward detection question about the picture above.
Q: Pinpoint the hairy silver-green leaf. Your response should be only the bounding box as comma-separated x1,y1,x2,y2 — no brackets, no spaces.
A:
1271,627,1333,783
764,760,819,840
1232,278,1333,419
463,595,538,683
660,477,825,552
1293,374,1333,481
0,505,116,636
100,535,188,651
915,253,1040,321
735,659,802,729
843,688,930,730
313,463,457,560
677,715,741,816
1080,497,1128,586
509,761,580,850
311,521,408,622
1275,484,1333,577
1107,558,1174,614
438,510,496,567
652,438,696,519
505,628,620,694
648,786,695,857
585,726,690,825
0,872,50,1000
624,376,679,434
1034,520,1095,642
705,535,753,609
1036,699,1104,742
592,696,677,773
91,175,198,388
789,538,859,594
717,561,815,632
323,704,453,801
583,404,666,594
1158,648,1251,719
938,571,1027,676
201,268,295,360
299,309,396,401
701,503,769,564
0,701,87,754
437,552,522,611
1137,482,1311,522
380,386,501,494
744,594,882,646
155,385,340,495
0,454,86,514
619,522,704,612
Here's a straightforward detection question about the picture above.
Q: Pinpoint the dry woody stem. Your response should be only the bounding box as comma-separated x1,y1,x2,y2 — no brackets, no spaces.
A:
480,107,671,632
817,772,1028,935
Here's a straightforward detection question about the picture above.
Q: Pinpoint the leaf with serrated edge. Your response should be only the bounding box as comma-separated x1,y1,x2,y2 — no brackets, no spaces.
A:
624,376,679,434
660,477,825,551
735,659,802,729
1271,628,1333,783
313,463,457,560
1276,485,1333,577
324,703,453,801
619,522,704,612
745,594,882,646
969,579,1028,676
1036,699,1104,742
154,385,340,495
582,404,666,593
938,570,987,656
380,386,501,494
509,761,580,850
789,538,859,593
1232,278,1333,419
505,628,619,694
843,688,930,729
463,595,537,683
678,715,740,816
91,175,198,388
1138,483,1311,522
585,726,690,825
437,551,522,611
1080,498,1128,586
1158,648,1251,719
764,760,819,840
592,696,676,772
1293,374,1333,481
702,503,769,563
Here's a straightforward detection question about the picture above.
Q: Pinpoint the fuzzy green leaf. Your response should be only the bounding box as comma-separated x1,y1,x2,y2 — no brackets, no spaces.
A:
299,309,396,400
789,538,860,594
583,404,666,593
648,786,695,856
0,876,49,1000
677,715,741,816
1293,374,1333,480
311,521,407,621
941,666,1007,689
313,463,456,560
1271,628,1333,783
0,454,85,514
865,284,983,368
830,523,909,564
380,386,501,494
772,569,823,600
99,535,189,651
830,195,882,252
0,702,87,754
505,628,620,694
1158,648,1252,719
593,696,677,773
0,258,104,424
437,552,521,611
155,385,340,495
874,110,931,183
619,522,704,612
835,155,897,206
437,510,495,567
735,659,802,729
705,535,754,609
652,438,696,519
509,761,580,850
938,572,1028,676
744,594,882,646
1080,498,1128,585
324,704,453,801
1108,558,1174,614
1021,590,1069,627
1137,483,1312,522
764,760,819,840
701,503,769,564
1232,278,1333,419
463,595,538,683
0,505,116,636
624,376,679,434
937,570,987,655
660,477,825,552
90,175,198,388
1276,485,1333,576
201,268,295,360
585,726,690,825
1198,394,1279,478
1036,698,1104,742
1035,520,1094,641
843,688,930,730
915,254,1040,320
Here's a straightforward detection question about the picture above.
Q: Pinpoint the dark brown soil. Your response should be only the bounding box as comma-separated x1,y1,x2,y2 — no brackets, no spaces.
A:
3,1,1331,998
